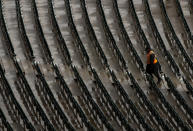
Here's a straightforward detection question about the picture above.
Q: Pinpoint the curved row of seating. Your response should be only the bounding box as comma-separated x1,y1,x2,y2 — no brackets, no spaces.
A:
47,0,72,65
109,70,153,130
0,108,13,130
71,65,114,130
14,59,56,130
0,1,15,57
65,0,90,65
112,0,144,73
15,0,34,61
32,0,53,63
0,64,35,130
159,0,193,76
91,68,134,131
80,0,108,68
164,75,193,120
146,74,190,130
128,0,151,49
34,63,75,130
53,65,96,131
175,0,193,44
126,71,171,130
97,0,127,71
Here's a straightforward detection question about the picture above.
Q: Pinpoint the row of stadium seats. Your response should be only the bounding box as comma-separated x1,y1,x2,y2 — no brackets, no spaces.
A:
146,74,190,130
97,0,127,71
32,0,53,63
0,108,13,130
112,0,144,73
0,64,35,130
110,70,152,130
65,0,90,66
165,76,193,120
71,66,114,130
34,64,75,130
127,71,170,130
175,0,193,46
80,0,108,68
91,68,133,130
47,0,71,65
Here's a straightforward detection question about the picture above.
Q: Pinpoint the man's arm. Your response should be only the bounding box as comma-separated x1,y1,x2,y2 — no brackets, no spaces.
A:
150,54,155,65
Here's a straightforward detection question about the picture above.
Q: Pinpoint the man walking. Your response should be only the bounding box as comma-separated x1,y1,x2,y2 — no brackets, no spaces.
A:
145,47,162,85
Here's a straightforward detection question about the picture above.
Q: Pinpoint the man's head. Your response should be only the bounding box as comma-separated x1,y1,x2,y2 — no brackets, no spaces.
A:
145,47,151,53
